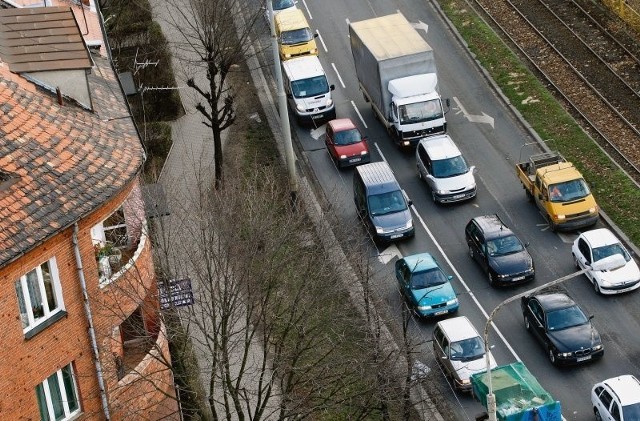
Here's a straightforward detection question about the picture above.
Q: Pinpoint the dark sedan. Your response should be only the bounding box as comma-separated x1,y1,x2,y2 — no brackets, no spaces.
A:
521,293,603,366
465,215,535,286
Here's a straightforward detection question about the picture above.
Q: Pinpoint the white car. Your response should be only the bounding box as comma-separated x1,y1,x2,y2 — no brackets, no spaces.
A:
572,228,640,295
416,135,476,204
264,0,297,22
432,316,496,391
591,375,640,420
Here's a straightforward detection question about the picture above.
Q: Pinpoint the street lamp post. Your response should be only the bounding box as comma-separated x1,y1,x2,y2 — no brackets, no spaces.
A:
482,255,626,421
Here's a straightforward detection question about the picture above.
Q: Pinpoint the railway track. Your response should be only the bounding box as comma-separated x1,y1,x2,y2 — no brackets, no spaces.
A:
469,0,640,182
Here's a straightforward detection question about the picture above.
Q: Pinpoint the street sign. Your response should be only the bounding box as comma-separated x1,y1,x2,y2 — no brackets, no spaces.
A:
159,278,194,310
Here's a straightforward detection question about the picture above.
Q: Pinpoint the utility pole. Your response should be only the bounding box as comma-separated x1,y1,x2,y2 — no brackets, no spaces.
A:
267,0,298,204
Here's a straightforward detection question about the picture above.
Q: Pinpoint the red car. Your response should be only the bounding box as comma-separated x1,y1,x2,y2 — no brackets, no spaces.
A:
324,118,370,168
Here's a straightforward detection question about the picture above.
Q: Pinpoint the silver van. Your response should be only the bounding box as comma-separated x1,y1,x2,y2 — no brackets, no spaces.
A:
432,316,496,391
353,161,414,243
416,134,476,203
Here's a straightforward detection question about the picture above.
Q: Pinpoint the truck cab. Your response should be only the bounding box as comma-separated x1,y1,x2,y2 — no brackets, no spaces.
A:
388,74,447,146
517,152,599,232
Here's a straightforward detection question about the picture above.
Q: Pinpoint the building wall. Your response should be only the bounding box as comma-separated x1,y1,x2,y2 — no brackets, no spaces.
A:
0,178,176,420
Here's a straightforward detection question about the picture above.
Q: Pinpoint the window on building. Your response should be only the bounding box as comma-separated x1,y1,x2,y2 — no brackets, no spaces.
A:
91,207,128,248
35,363,80,421
15,259,64,331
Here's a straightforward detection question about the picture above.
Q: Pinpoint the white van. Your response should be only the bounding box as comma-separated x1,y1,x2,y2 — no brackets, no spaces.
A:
281,56,336,125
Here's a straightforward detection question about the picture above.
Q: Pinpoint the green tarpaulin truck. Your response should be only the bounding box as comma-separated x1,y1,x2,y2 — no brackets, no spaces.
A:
470,362,562,421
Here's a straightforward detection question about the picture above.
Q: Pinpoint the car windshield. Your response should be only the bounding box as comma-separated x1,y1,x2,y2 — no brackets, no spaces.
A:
623,403,640,420
486,235,524,257
431,155,469,178
449,337,485,361
281,28,313,45
410,268,449,289
592,243,631,263
546,305,589,331
398,99,443,124
368,190,407,216
548,179,590,202
291,76,329,98
273,0,294,10
333,128,362,145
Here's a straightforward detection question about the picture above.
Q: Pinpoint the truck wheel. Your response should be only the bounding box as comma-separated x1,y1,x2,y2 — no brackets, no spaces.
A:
525,188,533,202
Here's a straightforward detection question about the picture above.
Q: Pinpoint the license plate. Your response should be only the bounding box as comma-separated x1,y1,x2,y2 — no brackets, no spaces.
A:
349,157,362,163
433,310,448,316
453,194,465,199
576,356,591,362
313,114,324,119
513,276,525,281
390,234,402,239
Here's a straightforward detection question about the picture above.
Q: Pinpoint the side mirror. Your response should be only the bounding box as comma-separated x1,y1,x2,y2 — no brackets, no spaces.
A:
286,93,292,99
314,33,319,38
589,315,595,321
445,98,451,108
524,241,530,248
426,174,435,181
447,275,453,280
469,165,476,174
489,344,496,350
362,136,368,142
441,355,448,360
538,193,544,201
330,84,335,91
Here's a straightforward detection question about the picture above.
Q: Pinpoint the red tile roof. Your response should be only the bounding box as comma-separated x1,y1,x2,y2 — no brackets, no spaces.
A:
0,9,144,267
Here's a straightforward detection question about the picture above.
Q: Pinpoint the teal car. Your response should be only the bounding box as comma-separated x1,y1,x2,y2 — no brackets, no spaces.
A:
396,253,459,318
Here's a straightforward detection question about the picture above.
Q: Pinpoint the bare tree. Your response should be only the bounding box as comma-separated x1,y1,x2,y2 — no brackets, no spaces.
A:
162,0,262,189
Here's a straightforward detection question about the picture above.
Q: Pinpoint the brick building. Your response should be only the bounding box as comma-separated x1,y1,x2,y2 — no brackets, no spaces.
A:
0,3,178,420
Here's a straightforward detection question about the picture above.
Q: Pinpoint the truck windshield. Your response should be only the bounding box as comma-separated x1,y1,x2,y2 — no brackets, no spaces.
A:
398,99,442,125
548,179,591,202
432,155,469,178
281,28,314,45
291,76,329,98
368,190,407,216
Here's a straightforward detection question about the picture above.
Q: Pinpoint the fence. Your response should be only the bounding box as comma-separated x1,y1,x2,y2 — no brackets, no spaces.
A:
600,0,640,33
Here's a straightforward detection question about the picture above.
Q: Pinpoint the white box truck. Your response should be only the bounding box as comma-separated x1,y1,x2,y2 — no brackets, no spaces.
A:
349,13,449,147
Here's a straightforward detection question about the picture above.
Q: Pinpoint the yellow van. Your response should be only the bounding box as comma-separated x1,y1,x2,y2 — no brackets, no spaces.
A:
275,8,318,60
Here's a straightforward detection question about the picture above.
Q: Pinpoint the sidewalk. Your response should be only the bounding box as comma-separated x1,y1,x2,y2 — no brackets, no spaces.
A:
146,1,279,420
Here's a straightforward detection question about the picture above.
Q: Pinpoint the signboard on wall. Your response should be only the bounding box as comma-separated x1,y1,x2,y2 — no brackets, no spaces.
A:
159,278,194,310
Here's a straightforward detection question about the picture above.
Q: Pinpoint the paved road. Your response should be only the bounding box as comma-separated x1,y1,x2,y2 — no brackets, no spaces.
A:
250,0,640,420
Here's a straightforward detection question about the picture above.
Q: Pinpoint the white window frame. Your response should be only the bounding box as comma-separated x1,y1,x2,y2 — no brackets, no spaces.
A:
15,258,65,332
91,207,128,248
36,363,81,421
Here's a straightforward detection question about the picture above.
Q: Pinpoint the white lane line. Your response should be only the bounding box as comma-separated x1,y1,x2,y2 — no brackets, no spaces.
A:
375,143,389,167
317,30,328,53
302,0,312,19
331,63,345,88
409,203,523,363
351,101,368,128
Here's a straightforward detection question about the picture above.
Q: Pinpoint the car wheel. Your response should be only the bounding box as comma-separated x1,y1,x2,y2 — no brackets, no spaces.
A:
524,315,531,331
548,349,557,365
549,219,558,233
573,253,580,270
468,246,474,259
594,408,602,421
594,280,602,295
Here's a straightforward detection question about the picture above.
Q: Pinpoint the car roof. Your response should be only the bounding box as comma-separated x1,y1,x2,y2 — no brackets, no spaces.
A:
328,118,357,132
436,316,480,342
402,252,439,273
355,161,399,194
282,56,324,79
470,215,514,239
534,293,576,312
418,135,461,160
275,8,309,31
601,375,640,405
580,228,620,248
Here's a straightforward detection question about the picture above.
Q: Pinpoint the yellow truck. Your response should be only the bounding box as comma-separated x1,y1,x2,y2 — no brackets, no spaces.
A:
516,152,599,232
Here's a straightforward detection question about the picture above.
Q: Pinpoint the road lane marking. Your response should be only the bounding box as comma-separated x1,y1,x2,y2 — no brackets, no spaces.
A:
351,101,368,128
302,0,312,19
378,243,402,264
331,63,345,88
452,96,495,128
317,30,328,52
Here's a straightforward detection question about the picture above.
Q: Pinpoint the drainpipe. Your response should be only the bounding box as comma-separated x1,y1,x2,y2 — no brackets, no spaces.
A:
73,223,111,420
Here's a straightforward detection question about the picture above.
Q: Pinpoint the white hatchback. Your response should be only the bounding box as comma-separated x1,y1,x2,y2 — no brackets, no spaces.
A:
592,375,640,420
572,228,640,295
